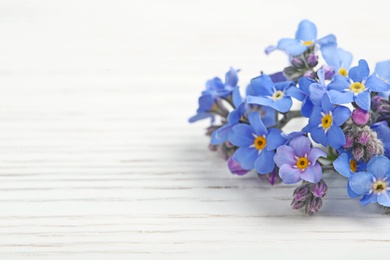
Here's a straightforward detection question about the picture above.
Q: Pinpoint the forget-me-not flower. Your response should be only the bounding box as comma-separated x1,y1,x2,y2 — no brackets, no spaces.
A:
321,42,353,77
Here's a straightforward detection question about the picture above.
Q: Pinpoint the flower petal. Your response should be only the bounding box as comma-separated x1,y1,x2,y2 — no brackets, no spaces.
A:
321,94,333,113
295,19,317,41
308,147,327,164
277,38,307,56
232,87,242,108
309,83,327,106
300,164,322,183
232,147,258,170
365,75,390,92
347,182,361,198
290,136,311,157
298,76,316,95
327,125,346,149
377,191,390,207
266,128,286,151
349,171,374,195
328,75,350,91
249,75,274,96
278,164,302,184
366,156,390,179
301,98,314,118
225,67,239,87
285,86,305,101
254,150,275,174
355,91,370,111
274,145,296,167
310,126,328,147
228,124,254,146
348,59,370,83
270,97,293,113
328,90,354,106
246,95,272,107
248,112,267,136
360,193,377,205
333,152,352,178
332,105,351,126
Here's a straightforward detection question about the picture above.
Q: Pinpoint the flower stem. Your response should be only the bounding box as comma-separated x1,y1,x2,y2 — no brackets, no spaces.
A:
275,110,302,129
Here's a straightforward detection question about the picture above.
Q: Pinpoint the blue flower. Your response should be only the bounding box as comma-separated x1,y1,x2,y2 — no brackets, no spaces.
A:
327,59,390,110
297,76,315,117
320,42,352,77
374,60,390,97
265,19,336,56
246,74,303,113
188,93,217,123
305,94,351,149
228,112,286,174
333,152,367,198
349,156,390,207
274,136,327,184
205,67,240,98
371,122,390,158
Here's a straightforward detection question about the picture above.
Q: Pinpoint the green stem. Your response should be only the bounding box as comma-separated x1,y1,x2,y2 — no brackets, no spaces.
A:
275,110,302,129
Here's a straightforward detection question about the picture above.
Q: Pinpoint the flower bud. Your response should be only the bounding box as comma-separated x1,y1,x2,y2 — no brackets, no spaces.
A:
227,156,250,175
352,108,370,125
309,197,323,213
323,65,336,80
303,70,316,79
343,135,354,149
306,53,318,67
357,131,370,145
291,198,306,210
291,57,305,69
352,146,364,161
293,184,311,201
311,179,328,198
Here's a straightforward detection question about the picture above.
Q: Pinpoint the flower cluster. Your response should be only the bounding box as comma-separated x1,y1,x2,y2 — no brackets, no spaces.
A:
189,20,390,215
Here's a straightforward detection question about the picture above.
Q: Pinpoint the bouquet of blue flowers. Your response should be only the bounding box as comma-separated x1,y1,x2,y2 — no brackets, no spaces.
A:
189,19,390,215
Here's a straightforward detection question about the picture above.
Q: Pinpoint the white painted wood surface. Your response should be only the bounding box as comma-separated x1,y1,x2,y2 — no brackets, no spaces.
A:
0,0,390,259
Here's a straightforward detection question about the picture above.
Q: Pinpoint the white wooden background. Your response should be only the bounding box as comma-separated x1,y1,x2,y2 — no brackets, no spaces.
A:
0,0,390,259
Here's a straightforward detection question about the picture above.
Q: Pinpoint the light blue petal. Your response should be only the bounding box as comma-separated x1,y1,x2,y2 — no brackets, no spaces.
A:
328,90,354,105
349,59,370,83
310,126,328,147
232,87,242,108
355,91,370,111
249,75,274,96
246,95,272,107
290,136,311,157
360,193,377,205
308,106,323,126
338,48,353,70
248,112,267,136
260,106,277,128
266,128,286,151
188,112,213,123
377,191,390,207
277,38,307,56
333,153,352,178
309,83,326,106
227,106,241,124
225,67,239,87
265,45,277,55
375,60,390,82
327,125,346,149
298,76,316,95
295,19,317,41
270,97,292,113
367,156,390,179
327,74,350,91
315,34,337,46
320,42,339,68
275,81,295,91
210,124,233,145
301,98,314,117
308,147,327,164
232,147,258,170
300,164,322,183
321,93,333,113
365,75,390,93
332,105,351,126
349,171,374,195
285,86,305,101
347,182,361,198
228,124,254,147
254,150,275,174
274,145,296,167
279,164,302,184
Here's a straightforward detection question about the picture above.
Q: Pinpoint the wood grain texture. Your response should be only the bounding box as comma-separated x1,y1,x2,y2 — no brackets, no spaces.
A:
0,0,390,259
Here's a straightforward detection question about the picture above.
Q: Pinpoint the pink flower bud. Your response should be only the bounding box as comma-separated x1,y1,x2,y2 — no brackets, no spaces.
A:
352,108,370,125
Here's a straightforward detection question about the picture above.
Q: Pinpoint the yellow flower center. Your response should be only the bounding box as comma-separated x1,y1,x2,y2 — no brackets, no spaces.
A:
302,41,313,46
338,67,348,76
349,159,357,172
373,180,387,194
321,114,333,130
253,136,267,150
296,156,309,170
272,90,284,101
349,82,365,94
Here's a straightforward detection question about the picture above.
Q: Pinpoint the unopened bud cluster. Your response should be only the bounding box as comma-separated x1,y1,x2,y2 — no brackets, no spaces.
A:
291,180,327,215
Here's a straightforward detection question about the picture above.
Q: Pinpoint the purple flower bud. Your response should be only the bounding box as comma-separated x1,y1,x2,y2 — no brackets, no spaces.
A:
291,198,306,210
372,96,384,111
227,156,250,175
311,179,328,198
357,131,370,145
343,135,354,149
266,167,282,185
209,144,218,151
352,108,370,125
291,57,305,69
323,65,336,80
378,104,390,114
306,54,318,67
303,70,316,79
309,197,323,213
293,184,311,201
352,146,364,161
